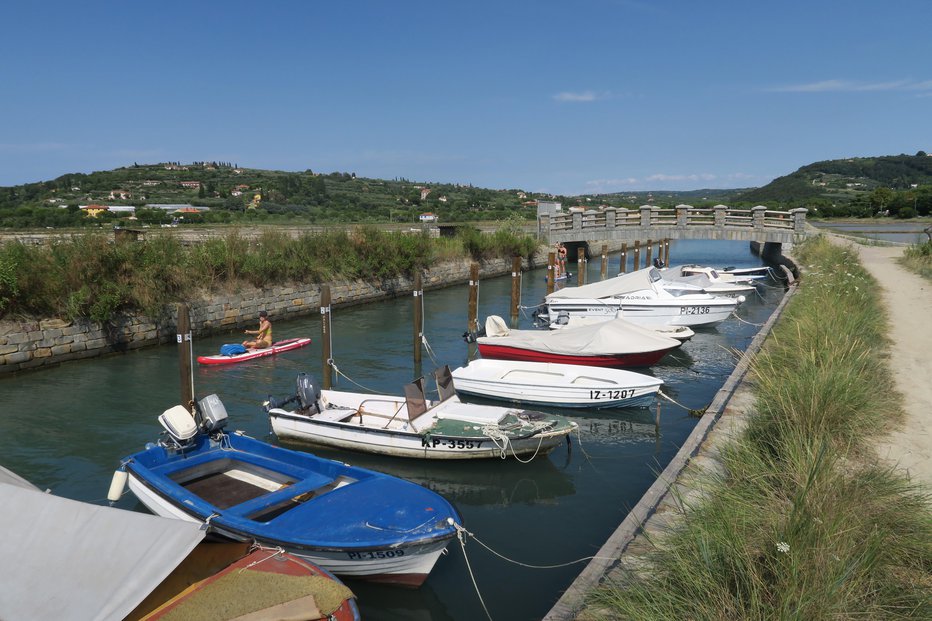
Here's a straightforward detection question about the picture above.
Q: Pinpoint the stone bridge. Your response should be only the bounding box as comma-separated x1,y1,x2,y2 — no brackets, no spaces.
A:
539,204,810,246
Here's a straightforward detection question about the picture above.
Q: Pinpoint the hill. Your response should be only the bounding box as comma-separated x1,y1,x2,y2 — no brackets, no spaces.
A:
734,152,932,206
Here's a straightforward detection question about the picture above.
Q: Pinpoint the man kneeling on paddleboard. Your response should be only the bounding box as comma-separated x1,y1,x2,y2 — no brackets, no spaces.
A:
243,310,272,350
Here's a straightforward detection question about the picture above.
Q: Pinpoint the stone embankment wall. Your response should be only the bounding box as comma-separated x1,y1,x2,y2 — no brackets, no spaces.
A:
0,253,545,375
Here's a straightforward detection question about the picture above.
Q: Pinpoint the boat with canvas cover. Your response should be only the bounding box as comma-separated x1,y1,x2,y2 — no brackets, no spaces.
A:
541,266,739,328
0,465,359,620
475,315,681,368
546,312,695,341
660,265,756,298
451,358,663,408
265,365,578,460
116,394,461,588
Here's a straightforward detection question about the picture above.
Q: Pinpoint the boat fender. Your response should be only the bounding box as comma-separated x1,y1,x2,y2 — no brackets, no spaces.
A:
107,469,128,503
737,295,746,304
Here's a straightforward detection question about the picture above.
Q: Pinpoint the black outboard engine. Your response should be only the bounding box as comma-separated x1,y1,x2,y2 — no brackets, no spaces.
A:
652,257,665,269
296,372,321,414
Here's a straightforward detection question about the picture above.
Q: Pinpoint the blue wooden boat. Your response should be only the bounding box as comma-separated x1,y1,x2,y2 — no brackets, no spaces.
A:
114,394,461,588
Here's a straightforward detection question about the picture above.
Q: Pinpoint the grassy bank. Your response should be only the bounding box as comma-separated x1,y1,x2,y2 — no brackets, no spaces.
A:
901,239,932,281
589,236,931,619
0,226,539,322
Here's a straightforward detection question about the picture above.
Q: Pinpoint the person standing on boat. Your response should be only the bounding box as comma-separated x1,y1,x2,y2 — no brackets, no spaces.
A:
243,310,272,350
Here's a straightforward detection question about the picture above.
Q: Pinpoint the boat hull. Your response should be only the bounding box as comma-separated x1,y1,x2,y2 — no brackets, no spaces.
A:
197,337,312,365
545,297,736,327
451,360,662,408
123,432,459,587
476,342,674,367
269,409,573,460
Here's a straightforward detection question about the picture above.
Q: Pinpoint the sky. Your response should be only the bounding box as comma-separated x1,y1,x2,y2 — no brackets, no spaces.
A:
2,0,930,196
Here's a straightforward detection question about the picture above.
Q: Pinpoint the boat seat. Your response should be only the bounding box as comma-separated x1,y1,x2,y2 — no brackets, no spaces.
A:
403,377,430,423
433,365,456,402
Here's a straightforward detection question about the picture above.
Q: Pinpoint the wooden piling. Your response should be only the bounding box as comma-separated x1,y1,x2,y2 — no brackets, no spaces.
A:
176,303,193,411
655,399,661,435
413,272,422,364
620,242,628,274
577,247,586,285
510,256,522,322
645,239,653,268
633,241,641,272
320,285,333,389
547,252,556,294
664,238,671,266
600,244,607,281
467,263,480,334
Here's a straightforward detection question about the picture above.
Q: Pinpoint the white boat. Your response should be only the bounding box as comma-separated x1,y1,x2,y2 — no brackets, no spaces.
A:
678,264,765,284
265,366,578,460
542,266,739,328
451,359,663,409
660,265,757,298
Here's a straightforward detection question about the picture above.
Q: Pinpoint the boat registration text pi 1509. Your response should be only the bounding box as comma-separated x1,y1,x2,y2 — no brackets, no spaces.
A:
680,306,712,315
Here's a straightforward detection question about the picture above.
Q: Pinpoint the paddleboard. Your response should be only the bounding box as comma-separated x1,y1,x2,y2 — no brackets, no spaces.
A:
197,337,312,365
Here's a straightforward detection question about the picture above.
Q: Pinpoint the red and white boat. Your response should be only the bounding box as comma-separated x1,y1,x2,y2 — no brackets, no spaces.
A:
475,315,680,368
197,337,312,365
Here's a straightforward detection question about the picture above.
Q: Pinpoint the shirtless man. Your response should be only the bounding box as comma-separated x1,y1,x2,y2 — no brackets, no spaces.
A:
242,310,272,350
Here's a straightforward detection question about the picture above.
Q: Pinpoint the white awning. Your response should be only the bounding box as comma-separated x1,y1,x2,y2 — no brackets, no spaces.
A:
0,475,206,621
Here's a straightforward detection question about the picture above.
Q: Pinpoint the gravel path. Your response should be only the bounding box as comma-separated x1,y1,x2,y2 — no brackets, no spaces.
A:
828,236,932,489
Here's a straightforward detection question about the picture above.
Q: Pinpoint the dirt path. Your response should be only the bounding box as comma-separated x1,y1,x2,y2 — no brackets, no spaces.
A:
827,236,932,489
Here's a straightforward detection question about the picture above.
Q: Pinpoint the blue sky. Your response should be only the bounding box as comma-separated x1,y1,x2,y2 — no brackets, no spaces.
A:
2,0,930,196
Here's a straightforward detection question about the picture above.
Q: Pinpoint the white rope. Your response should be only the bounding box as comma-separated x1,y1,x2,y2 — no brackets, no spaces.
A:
330,360,382,393
731,310,764,327
421,334,440,366
456,525,495,621
454,522,617,570
658,389,708,417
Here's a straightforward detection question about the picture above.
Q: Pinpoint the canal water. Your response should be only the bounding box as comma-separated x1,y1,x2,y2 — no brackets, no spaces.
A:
810,220,929,244
0,240,787,621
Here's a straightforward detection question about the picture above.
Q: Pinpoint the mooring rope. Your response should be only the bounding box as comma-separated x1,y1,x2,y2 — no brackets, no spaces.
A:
730,311,764,327
329,360,382,394
658,388,709,417
454,522,617,569
456,526,495,621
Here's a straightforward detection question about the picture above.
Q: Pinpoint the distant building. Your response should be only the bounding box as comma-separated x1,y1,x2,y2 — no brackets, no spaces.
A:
179,181,201,189
420,188,432,200
144,204,207,212
419,212,438,222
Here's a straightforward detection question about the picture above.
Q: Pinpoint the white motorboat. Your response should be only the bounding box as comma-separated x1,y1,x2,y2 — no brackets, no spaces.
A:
265,366,578,460
679,264,765,283
661,265,757,298
547,312,695,341
542,266,739,328
451,359,663,409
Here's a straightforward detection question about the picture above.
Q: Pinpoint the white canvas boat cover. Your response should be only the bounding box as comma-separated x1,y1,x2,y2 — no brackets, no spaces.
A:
478,315,679,355
0,475,206,621
546,267,660,300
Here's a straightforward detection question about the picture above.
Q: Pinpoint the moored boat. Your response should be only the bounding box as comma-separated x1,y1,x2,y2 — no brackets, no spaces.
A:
451,359,663,408
265,366,578,459
475,315,681,368
116,394,461,587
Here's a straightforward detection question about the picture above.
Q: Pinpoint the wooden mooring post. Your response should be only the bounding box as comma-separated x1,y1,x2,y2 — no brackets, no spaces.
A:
467,264,480,335
645,239,653,268
547,252,556,294
320,285,333,389
176,303,194,411
663,238,671,265
510,256,522,323
413,272,423,364
619,242,628,274
633,241,641,272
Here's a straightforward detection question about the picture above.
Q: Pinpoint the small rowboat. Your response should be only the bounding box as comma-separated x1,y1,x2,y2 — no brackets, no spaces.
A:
451,359,663,409
197,337,311,365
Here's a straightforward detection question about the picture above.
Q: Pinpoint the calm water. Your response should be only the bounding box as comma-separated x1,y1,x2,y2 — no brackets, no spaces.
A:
0,239,787,621
810,220,929,244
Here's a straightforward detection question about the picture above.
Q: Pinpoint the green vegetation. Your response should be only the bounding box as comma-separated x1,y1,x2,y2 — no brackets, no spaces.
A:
589,236,932,620
0,227,539,322
902,238,932,281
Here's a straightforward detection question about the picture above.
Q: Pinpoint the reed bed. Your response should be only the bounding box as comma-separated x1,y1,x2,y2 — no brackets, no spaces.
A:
0,226,539,322
589,236,931,620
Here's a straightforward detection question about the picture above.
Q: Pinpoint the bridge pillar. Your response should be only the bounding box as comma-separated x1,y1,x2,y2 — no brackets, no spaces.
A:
791,208,808,233
714,204,726,226
572,211,583,231
605,207,616,229
676,205,688,227
539,213,551,243
752,205,767,230
639,205,652,227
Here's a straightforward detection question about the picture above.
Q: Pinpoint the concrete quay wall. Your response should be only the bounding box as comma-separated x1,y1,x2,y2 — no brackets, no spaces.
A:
0,253,545,375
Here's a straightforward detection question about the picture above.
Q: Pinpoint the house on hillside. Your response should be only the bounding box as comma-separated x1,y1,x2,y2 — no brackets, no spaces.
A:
419,212,438,223
420,188,431,200
179,181,201,189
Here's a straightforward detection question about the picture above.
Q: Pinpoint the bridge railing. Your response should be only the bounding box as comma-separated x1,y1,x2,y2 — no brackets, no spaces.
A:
540,204,808,241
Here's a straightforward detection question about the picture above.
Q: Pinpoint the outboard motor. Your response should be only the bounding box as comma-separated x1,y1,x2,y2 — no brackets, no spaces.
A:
653,257,666,269
296,372,321,414
553,311,571,327
198,394,229,433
